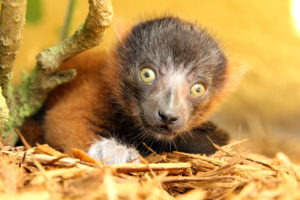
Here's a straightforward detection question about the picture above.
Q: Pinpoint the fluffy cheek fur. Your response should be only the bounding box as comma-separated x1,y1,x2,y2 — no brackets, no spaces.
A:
120,93,142,123
106,56,143,125
187,87,228,132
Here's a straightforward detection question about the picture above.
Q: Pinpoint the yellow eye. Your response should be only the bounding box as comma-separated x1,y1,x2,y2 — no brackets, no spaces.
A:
140,68,156,83
191,83,206,98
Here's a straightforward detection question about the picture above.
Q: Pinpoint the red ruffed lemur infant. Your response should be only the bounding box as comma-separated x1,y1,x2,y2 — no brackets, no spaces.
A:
23,16,232,164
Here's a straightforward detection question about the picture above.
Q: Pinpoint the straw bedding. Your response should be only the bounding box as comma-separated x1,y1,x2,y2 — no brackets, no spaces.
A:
0,140,300,200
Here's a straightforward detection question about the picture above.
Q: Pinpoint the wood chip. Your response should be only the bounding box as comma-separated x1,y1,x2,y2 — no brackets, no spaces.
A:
1,142,300,200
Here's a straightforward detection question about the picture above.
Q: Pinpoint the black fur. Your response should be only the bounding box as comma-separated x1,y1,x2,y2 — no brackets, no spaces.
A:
110,16,229,155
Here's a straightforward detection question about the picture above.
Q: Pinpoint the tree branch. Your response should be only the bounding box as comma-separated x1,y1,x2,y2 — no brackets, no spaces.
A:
37,0,113,71
4,0,113,145
0,88,9,138
0,0,27,97
0,0,26,143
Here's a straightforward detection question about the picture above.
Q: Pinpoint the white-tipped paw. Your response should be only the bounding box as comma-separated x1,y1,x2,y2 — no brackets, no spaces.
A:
87,138,140,165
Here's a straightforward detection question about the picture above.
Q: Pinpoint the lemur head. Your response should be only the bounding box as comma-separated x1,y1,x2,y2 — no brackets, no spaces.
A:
113,16,228,140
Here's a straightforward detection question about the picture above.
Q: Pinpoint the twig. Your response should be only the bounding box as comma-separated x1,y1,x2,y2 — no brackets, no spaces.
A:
15,128,32,149
2,150,91,168
244,157,278,171
37,0,113,70
110,162,192,173
1,149,192,173
162,176,237,183
172,151,227,166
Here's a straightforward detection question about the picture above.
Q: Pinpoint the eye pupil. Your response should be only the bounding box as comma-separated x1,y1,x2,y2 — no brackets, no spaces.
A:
140,67,156,83
144,72,150,78
191,83,206,98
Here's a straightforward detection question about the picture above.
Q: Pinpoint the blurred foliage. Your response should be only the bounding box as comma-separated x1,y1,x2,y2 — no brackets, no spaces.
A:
60,0,77,40
26,0,43,24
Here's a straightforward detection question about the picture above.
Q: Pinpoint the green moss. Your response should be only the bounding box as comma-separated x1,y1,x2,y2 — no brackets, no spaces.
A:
1,65,77,145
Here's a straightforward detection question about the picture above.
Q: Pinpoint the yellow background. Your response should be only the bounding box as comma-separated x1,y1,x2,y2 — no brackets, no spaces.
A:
13,0,300,156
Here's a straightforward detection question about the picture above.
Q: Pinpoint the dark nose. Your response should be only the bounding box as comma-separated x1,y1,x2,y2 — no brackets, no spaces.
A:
158,110,178,124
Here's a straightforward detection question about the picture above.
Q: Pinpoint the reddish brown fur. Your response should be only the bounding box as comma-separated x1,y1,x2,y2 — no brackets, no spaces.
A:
23,49,117,153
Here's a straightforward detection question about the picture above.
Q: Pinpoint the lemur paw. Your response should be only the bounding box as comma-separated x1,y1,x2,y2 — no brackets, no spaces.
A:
87,138,140,164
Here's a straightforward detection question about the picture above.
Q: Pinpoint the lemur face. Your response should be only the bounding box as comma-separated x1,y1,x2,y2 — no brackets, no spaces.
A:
115,17,228,140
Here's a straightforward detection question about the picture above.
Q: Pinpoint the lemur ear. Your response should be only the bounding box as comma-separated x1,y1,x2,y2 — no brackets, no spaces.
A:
223,56,247,94
113,18,133,42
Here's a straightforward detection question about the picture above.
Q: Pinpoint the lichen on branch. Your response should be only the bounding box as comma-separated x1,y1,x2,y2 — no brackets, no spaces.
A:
0,0,27,97
0,0,26,144
37,0,113,71
4,0,113,145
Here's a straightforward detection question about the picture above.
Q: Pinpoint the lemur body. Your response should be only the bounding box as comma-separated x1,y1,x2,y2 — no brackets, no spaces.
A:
23,17,230,164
